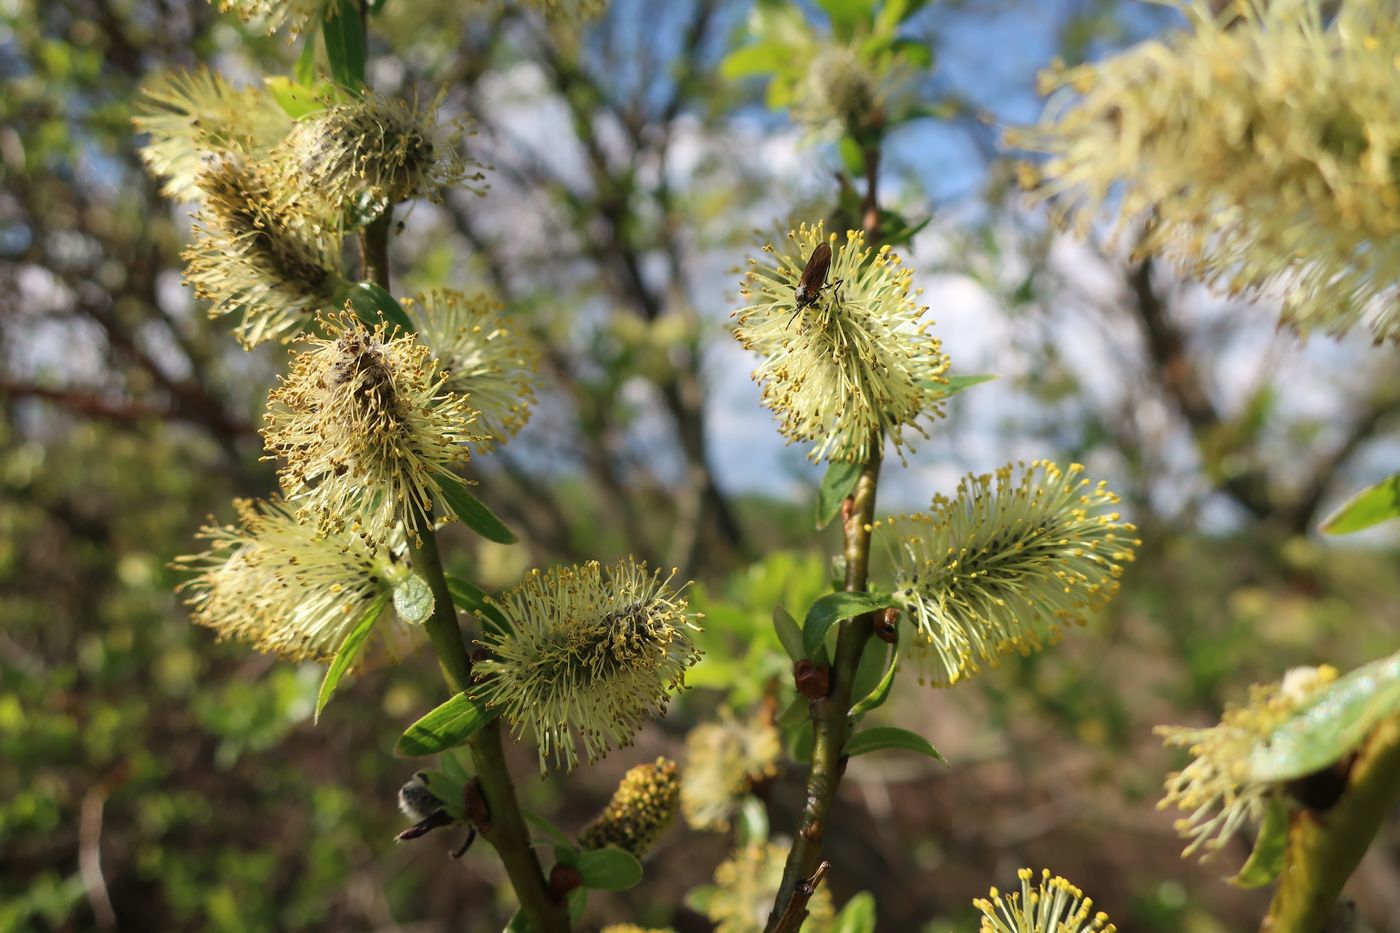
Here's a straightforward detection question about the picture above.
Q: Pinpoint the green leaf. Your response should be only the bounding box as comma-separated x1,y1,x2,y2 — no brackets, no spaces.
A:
293,28,319,86
802,591,894,659
848,639,888,713
575,846,643,891
1231,798,1289,889
314,596,387,722
789,721,814,764
1245,651,1400,782
445,575,512,634
924,373,996,400
837,135,866,178
832,891,877,933
503,910,530,933
719,40,787,80
264,76,333,118
844,725,945,762
442,750,471,785
777,695,809,729
736,795,768,846
851,642,899,716
437,474,517,544
567,888,587,925
393,573,434,625
773,605,805,662
816,460,862,530
418,769,466,820
321,0,365,91
340,281,415,333
816,0,875,40
396,692,498,757
522,808,576,851
1320,472,1400,535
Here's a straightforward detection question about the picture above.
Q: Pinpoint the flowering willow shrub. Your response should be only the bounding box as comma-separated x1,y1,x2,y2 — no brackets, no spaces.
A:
132,0,1400,930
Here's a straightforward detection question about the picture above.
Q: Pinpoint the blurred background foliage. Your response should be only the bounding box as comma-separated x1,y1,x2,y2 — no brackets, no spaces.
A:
1,0,1397,930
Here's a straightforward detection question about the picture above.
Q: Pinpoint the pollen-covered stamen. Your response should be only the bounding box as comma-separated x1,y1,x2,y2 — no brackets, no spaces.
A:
472,559,702,773
183,157,344,347
973,867,1116,933
262,313,481,545
885,461,1139,687
577,757,681,858
1155,665,1338,859
403,289,539,453
173,497,413,663
269,93,487,222
733,221,950,464
681,707,781,832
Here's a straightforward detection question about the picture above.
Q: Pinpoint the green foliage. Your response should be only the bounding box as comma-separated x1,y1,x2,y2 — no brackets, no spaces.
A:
1245,651,1400,782
687,551,831,706
1320,472,1400,535
316,596,389,720
802,590,893,658
842,725,944,761
397,692,497,757
1232,799,1289,889
437,474,518,544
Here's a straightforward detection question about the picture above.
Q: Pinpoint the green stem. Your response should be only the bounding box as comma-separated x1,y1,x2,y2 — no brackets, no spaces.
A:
1261,716,1400,932
765,440,882,933
362,213,568,932
405,508,571,933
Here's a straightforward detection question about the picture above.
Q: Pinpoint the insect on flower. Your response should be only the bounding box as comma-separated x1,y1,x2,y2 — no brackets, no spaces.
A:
788,241,841,326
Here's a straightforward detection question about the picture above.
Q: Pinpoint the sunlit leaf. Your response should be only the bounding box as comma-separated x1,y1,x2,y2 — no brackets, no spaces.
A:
802,591,894,658
816,460,862,530
1320,472,1400,535
1245,651,1400,782
396,692,498,757
437,474,517,544
314,595,387,722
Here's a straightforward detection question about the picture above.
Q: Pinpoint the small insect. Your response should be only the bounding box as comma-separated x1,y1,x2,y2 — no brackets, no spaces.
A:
788,242,842,326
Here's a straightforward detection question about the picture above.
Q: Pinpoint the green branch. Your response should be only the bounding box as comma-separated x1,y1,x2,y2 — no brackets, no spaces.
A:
765,438,883,933
1262,716,1400,932
362,215,569,933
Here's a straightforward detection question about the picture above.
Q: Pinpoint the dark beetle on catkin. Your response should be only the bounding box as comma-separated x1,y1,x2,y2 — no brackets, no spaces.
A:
788,241,841,326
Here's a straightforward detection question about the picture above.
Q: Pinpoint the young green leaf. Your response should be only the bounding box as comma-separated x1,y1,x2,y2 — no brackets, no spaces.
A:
264,76,334,119
802,591,894,659
1230,797,1289,889
1245,651,1400,782
575,846,644,891
293,27,318,86
816,460,863,530
1320,472,1400,535
789,721,814,764
314,595,387,722
843,725,945,762
392,572,433,625
321,0,365,91
521,808,577,852
340,281,415,333
417,769,466,820
772,605,805,662
736,795,769,847
436,474,517,544
396,692,498,757
848,639,888,712
445,575,512,634
923,373,996,400
777,695,808,729
832,891,877,933
567,888,587,925
851,642,900,716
